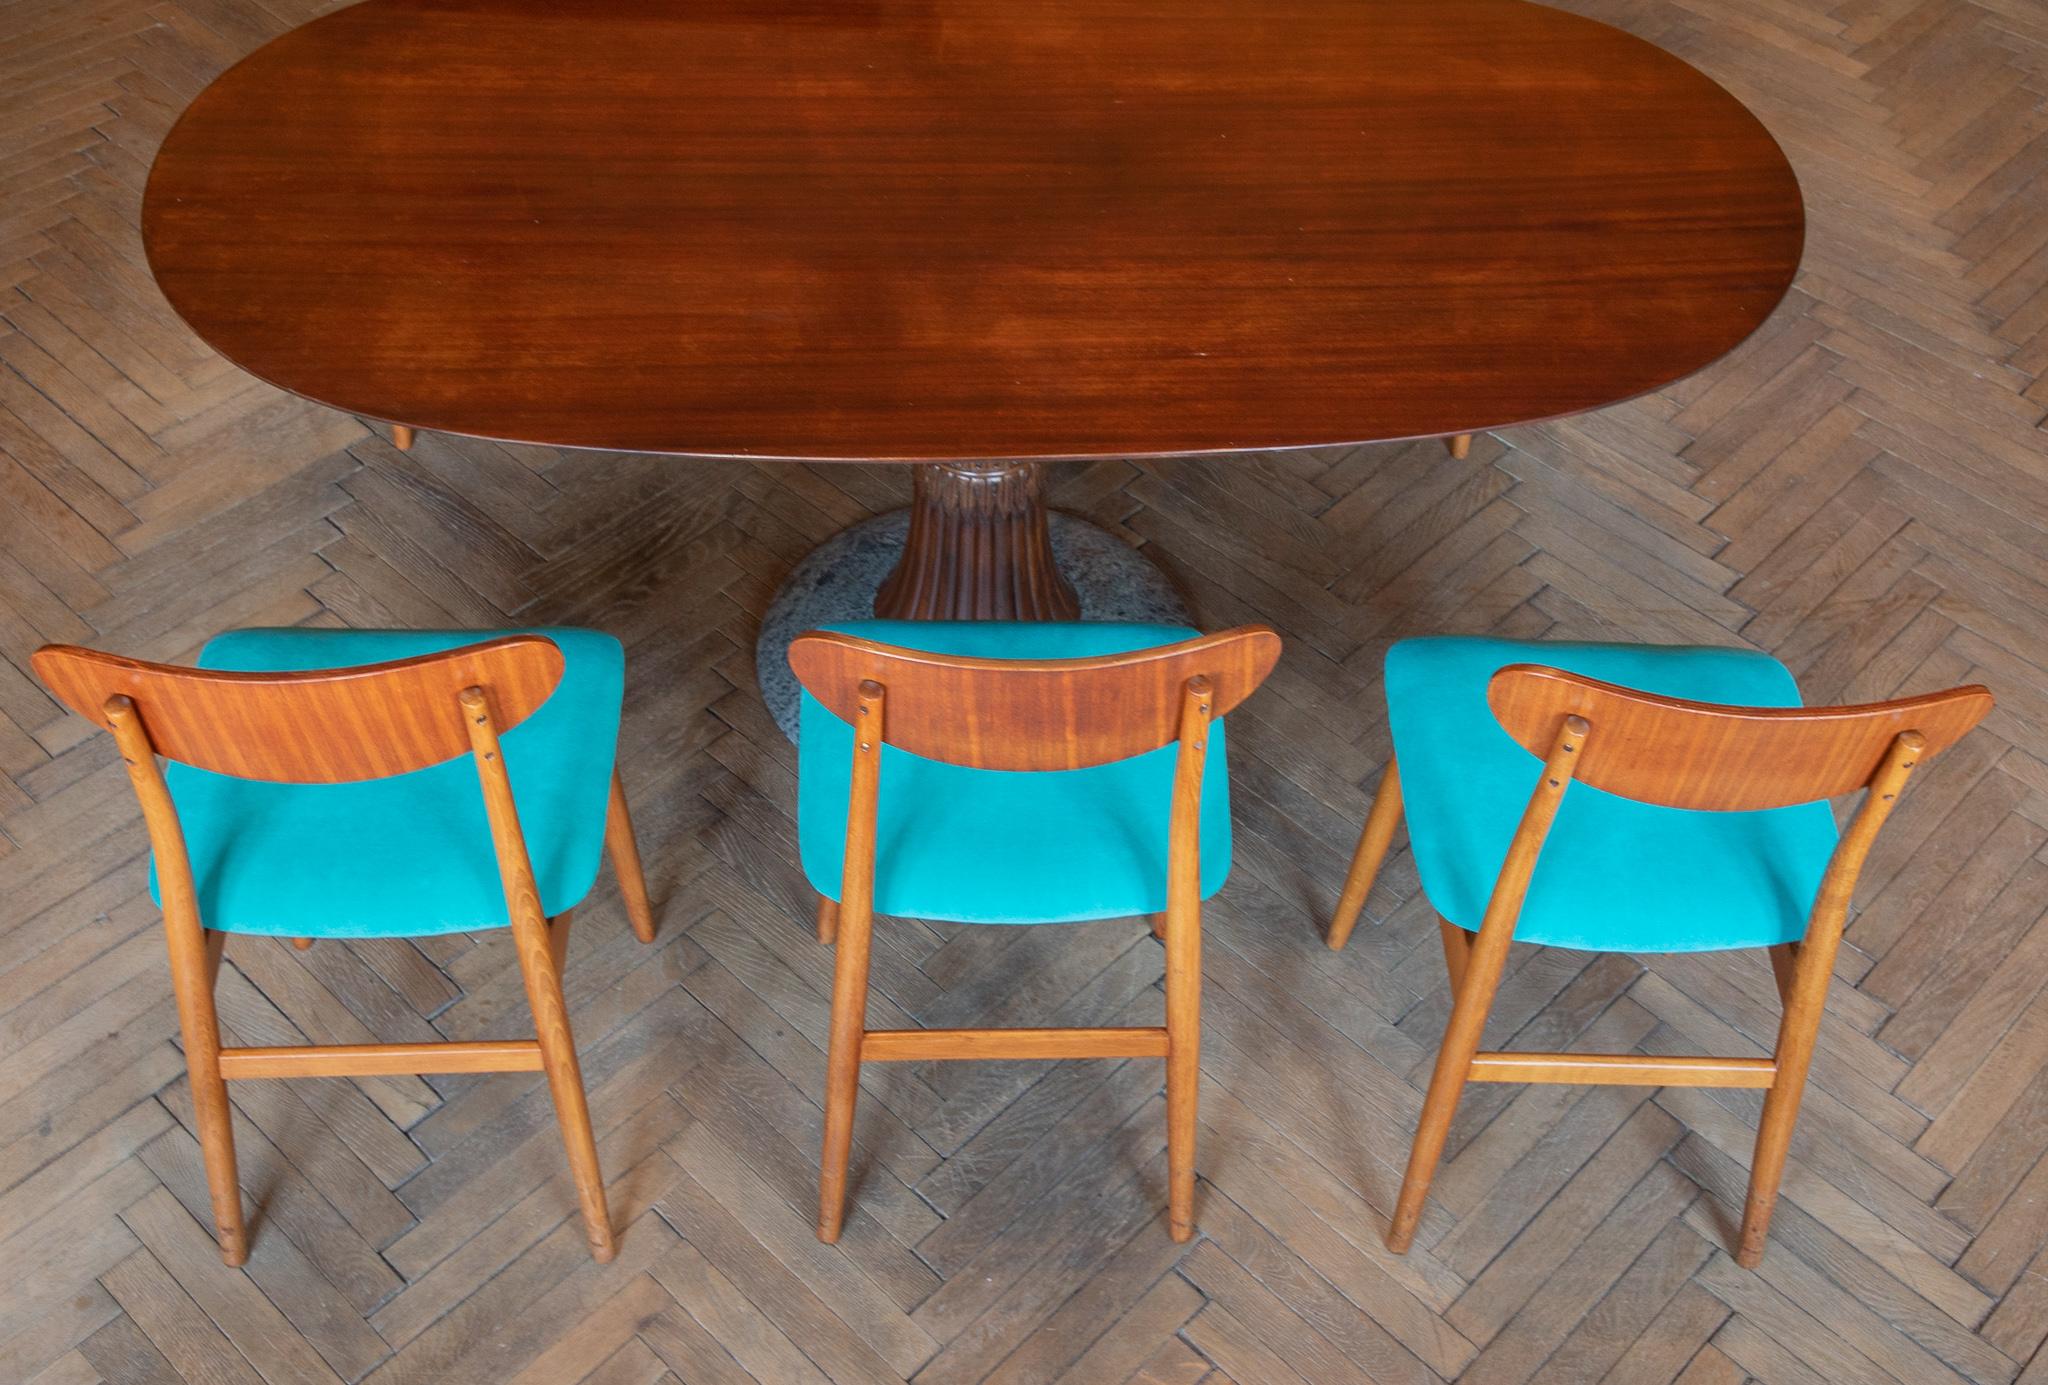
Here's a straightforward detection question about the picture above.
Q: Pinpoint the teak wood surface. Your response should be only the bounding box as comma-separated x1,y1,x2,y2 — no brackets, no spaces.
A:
785,627,1282,769
31,637,565,780
139,0,1804,461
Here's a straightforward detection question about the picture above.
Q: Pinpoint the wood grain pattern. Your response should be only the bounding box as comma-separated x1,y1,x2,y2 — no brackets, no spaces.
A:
870,464,1082,620
859,1027,1170,1061
32,638,564,781
1488,664,1993,809
1359,673,1979,1268
139,0,1803,459
107,696,248,1267
1466,1053,1778,1086
28,636,652,1272
816,680,884,1246
810,657,1235,1246
1385,714,1589,1254
460,685,616,1264
216,1041,544,1078
6,0,2048,1373
787,626,1280,769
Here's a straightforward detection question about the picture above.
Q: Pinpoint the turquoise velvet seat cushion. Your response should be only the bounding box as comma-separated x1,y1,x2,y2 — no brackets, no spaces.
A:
1385,637,1840,953
798,621,1234,924
150,627,623,938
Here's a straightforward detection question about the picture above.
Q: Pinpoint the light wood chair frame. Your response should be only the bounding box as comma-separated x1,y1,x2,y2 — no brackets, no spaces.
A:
789,627,1282,1246
1325,664,1992,1268
32,637,658,1267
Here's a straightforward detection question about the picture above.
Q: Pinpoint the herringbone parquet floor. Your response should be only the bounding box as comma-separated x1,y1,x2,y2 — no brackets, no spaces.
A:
3,0,2047,1379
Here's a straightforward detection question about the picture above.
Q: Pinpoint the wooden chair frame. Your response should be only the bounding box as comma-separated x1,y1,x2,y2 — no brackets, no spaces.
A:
1325,664,1992,1268
789,627,1281,1246
32,637,658,1266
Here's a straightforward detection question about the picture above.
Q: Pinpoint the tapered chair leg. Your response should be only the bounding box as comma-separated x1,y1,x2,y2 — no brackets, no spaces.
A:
165,918,248,1264
1767,942,1798,1005
1438,918,1471,992
606,770,657,944
1328,758,1402,950
1738,937,1832,1267
817,896,840,945
1150,913,1168,941
549,908,576,975
818,901,874,1242
1387,921,1512,1252
1164,903,1201,1242
516,934,616,1262
1737,1075,1808,1267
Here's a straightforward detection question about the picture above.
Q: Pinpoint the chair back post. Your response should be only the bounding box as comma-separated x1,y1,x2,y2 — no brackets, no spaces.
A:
817,678,885,1243
458,682,617,1261
1476,714,1590,949
838,680,887,931
104,695,203,948
1736,729,1923,1266
1806,729,1922,939
1164,675,1213,927
1162,675,1212,1240
459,685,550,950
103,693,248,1262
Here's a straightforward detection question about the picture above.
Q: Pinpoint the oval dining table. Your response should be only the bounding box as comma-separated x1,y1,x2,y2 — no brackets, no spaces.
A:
141,0,1803,735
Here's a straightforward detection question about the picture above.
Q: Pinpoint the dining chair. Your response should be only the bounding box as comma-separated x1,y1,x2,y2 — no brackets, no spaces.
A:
1324,636,1991,1267
787,620,1282,1245
32,627,659,1266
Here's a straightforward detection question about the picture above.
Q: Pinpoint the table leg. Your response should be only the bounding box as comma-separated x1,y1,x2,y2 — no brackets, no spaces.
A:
872,462,1081,620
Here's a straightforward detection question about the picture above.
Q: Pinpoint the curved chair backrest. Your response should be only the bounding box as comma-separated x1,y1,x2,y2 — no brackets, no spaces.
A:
786,626,1283,770
1487,664,1994,810
32,636,565,782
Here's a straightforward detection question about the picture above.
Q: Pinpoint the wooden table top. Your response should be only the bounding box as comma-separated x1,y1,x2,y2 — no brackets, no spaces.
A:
142,0,1804,462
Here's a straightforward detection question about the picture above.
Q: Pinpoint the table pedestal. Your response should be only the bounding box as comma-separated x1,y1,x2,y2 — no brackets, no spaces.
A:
756,462,1191,740
873,463,1080,620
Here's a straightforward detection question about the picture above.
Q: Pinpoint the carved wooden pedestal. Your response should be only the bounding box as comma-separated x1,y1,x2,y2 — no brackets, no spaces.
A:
756,464,1191,739
872,463,1082,621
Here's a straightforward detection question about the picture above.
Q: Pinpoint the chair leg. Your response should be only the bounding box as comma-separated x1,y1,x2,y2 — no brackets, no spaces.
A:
204,929,229,989
291,937,313,951
1164,901,1202,1241
1387,921,1510,1252
166,915,247,1264
1438,918,1471,992
1739,939,1832,1267
606,770,657,944
1767,942,1799,1006
514,923,616,1262
818,900,874,1243
1150,913,1168,941
549,908,576,975
1329,758,1402,950
1444,433,1472,460
817,895,839,945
